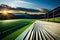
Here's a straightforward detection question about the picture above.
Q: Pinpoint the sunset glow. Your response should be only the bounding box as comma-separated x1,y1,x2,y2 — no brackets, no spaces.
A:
0,9,11,15
2,10,8,15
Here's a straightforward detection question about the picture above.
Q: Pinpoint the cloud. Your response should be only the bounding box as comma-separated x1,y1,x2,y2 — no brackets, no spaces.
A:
7,3,17,8
12,0,34,8
15,0,33,4
0,0,34,8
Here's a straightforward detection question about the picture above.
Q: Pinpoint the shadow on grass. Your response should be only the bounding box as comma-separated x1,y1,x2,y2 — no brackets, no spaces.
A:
0,23,29,39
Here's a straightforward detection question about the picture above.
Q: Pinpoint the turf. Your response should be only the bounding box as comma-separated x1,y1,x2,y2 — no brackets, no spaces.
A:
2,20,34,40
0,19,35,40
40,17,60,23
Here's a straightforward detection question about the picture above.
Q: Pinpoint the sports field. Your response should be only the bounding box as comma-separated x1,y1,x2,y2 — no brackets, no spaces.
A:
40,17,60,23
0,19,35,40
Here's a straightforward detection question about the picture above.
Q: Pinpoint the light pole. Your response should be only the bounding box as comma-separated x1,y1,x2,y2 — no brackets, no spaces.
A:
47,12,49,21
53,10,55,22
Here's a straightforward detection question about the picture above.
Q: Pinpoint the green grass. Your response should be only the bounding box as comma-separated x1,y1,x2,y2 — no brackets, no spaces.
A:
0,19,32,31
40,17,60,23
2,20,34,40
0,19,35,40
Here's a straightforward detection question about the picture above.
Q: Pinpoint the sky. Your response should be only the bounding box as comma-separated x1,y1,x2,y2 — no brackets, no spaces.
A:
0,0,60,10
